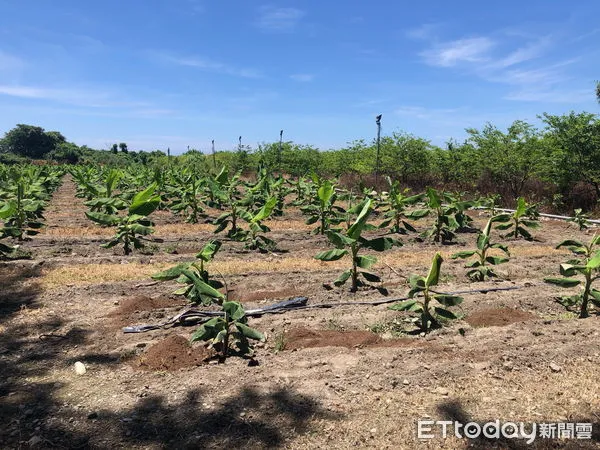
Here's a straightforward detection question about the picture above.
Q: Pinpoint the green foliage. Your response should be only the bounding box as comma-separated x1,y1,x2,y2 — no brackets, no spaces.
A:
495,197,540,240
0,171,50,240
236,196,278,251
567,209,590,230
389,253,463,333
420,188,474,244
544,235,600,318
255,141,322,177
80,168,127,215
167,168,206,223
379,132,433,184
315,199,401,292
191,301,265,360
1,124,65,159
287,176,312,206
466,121,548,199
86,184,160,255
301,176,345,235
47,142,82,164
152,240,224,305
479,193,503,216
542,112,600,197
210,168,279,251
452,215,511,281
152,236,264,361
0,165,61,255
378,177,425,234
212,168,246,237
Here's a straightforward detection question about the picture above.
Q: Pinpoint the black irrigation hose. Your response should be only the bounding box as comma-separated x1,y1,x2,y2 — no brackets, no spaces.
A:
122,284,533,333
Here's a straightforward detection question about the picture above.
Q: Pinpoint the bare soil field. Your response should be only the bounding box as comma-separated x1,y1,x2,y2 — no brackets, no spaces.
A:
2,178,600,449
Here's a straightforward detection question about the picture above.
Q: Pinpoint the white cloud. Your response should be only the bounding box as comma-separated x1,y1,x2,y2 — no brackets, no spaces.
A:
492,67,565,86
420,37,494,67
0,84,149,108
413,28,591,105
571,28,600,43
150,52,262,78
487,37,550,69
256,6,305,32
290,73,314,82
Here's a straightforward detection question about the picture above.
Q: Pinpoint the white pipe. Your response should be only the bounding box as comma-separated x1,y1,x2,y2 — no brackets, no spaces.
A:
472,206,600,225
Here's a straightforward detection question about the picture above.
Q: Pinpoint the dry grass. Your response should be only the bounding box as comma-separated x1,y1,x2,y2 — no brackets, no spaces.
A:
42,226,114,237
153,219,314,235
41,262,172,288
41,259,335,288
292,357,600,448
39,218,314,238
40,245,568,289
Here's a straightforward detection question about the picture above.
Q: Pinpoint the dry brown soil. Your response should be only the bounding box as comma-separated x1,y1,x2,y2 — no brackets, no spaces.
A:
1,177,600,449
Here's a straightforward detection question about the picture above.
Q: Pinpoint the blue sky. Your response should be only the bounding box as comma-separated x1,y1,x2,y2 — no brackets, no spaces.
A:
0,1,598,153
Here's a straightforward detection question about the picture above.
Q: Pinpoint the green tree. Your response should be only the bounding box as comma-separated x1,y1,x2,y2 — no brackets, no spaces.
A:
430,140,482,189
341,139,373,174
46,131,66,146
466,120,547,199
119,142,128,154
542,112,600,198
47,142,82,164
1,124,59,158
379,132,432,184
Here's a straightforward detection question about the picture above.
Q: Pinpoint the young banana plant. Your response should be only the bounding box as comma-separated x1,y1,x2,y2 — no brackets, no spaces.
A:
287,176,312,206
479,193,503,216
315,199,401,292
301,177,345,235
450,195,477,232
452,214,511,281
151,240,225,305
378,177,425,234
213,169,246,238
167,169,206,223
272,176,290,216
237,196,278,251
420,188,460,244
83,168,127,215
0,179,46,240
389,253,463,333
567,209,590,231
495,197,539,240
191,301,265,361
544,234,600,318
86,183,160,255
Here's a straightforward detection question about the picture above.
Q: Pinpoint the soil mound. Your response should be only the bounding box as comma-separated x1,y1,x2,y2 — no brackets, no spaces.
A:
283,327,414,350
466,308,536,328
137,335,213,371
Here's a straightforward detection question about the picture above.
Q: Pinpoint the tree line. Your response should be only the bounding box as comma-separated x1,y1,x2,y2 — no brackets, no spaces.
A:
1,110,599,212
